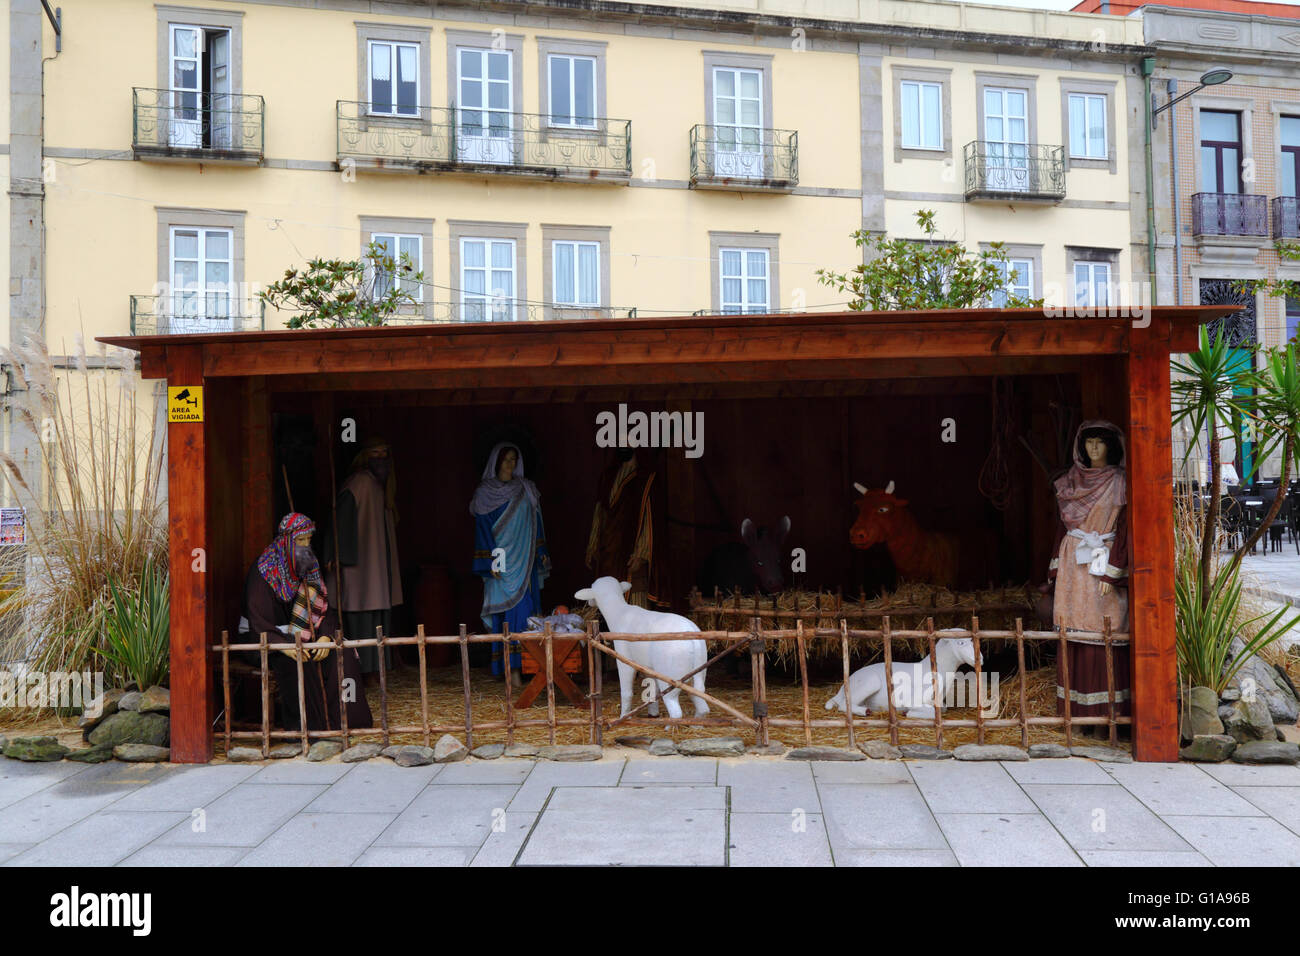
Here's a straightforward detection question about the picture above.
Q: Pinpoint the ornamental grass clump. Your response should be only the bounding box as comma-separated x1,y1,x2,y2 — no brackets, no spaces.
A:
1173,490,1293,696
0,333,168,721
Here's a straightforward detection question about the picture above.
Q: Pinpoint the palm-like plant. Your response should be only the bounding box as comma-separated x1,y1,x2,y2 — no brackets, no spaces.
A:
1236,344,1300,556
1171,325,1250,605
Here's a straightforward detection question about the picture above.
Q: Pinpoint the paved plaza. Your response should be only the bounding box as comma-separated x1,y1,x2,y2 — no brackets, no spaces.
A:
3,753,1300,866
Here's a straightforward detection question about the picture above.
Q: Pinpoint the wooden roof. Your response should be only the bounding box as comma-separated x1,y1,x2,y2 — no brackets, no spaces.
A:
98,306,1235,387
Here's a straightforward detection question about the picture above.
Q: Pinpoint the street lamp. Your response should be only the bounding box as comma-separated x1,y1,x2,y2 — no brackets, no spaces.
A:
1145,66,1234,306
1151,68,1234,129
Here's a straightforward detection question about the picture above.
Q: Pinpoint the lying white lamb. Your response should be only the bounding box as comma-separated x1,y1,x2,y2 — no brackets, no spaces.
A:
574,576,709,720
824,637,981,718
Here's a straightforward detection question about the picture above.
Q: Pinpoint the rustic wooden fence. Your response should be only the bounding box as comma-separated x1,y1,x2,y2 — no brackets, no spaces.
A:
213,614,1129,757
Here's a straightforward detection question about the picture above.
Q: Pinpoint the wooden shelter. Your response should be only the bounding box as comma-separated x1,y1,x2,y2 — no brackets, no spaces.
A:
99,305,1232,764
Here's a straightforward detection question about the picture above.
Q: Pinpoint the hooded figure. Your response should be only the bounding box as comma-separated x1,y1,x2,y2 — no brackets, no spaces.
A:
335,436,402,675
1048,420,1130,725
240,512,372,732
585,448,666,609
470,442,551,680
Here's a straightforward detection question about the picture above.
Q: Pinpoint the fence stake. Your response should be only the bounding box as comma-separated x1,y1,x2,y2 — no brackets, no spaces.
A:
1015,618,1028,749
501,622,515,747
221,630,231,755
883,615,899,747
259,631,270,758
841,619,856,750
544,621,556,746
416,624,430,748
334,620,348,750
591,621,603,746
754,617,769,747
972,614,984,745
587,621,599,745
927,617,942,749
796,619,812,747
1059,625,1072,748
377,625,390,747
1104,615,1116,748
460,623,473,750
295,629,308,754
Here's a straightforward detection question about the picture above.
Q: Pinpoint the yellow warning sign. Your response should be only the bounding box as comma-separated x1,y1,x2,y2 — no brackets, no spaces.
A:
168,386,204,423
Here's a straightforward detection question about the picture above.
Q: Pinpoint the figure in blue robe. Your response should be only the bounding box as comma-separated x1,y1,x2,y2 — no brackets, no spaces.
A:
470,443,550,677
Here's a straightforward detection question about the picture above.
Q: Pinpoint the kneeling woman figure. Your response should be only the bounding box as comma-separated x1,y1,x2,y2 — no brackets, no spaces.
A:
241,512,373,731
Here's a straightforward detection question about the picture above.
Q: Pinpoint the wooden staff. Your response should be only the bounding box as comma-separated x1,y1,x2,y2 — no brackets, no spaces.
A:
221,630,232,755
796,619,811,747
416,624,430,747
972,614,984,745
1103,615,1116,747
926,617,942,749
1059,624,1072,747
840,619,855,750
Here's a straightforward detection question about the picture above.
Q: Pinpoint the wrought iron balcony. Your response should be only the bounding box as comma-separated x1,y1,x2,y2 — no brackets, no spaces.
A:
130,295,265,335
335,101,631,182
689,125,797,191
1191,192,1269,238
1273,196,1300,240
132,88,264,164
963,142,1065,202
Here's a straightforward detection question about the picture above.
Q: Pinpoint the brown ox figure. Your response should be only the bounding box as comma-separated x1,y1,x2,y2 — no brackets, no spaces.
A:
849,481,960,588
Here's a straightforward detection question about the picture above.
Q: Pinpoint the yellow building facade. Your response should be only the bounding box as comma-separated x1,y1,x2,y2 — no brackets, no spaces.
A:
7,0,1147,353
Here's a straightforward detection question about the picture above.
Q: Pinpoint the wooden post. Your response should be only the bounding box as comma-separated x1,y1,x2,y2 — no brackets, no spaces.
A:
294,631,308,753
796,620,812,747
754,617,769,747
840,619,855,750
544,622,557,746
1104,615,1117,748
501,623,514,747
1015,618,1029,749
587,622,599,745
416,624,430,748
335,622,349,751
927,618,942,749
259,631,270,759
167,345,212,763
221,630,231,755
377,625,390,747
460,623,474,749
1059,625,1073,748
1127,318,1180,761
972,614,984,745
883,615,899,747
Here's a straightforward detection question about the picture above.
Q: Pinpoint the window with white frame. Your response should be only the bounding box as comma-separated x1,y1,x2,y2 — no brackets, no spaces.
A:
1068,92,1107,160
900,80,943,151
992,258,1034,307
461,237,516,321
720,248,770,314
170,226,232,327
1074,261,1111,309
548,54,596,129
370,233,422,301
553,240,600,307
369,40,419,116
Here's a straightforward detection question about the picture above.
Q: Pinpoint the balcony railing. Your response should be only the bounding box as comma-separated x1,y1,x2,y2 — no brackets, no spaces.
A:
1273,196,1300,240
130,295,265,335
132,88,264,163
689,125,798,191
335,101,631,182
1191,192,1269,238
963,142,1065,202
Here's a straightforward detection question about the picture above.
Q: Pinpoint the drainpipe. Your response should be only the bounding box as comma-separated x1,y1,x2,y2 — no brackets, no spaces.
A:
1142,57,1157,305
1168,77,1183,306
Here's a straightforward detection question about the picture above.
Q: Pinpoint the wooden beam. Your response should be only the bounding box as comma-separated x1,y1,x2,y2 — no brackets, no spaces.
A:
166,346,212,763
1126,316,1179,762
195,321,1130,378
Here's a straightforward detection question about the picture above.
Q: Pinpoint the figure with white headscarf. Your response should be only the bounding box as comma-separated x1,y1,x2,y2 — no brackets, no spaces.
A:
470,443,551,684
1047,420,1130,733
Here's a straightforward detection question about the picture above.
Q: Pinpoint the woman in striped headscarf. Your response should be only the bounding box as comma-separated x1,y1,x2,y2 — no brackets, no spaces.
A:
240,512,372,732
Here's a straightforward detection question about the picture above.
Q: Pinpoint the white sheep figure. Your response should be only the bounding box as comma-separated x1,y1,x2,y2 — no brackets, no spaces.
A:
575,576,709,720
824,637,981,718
